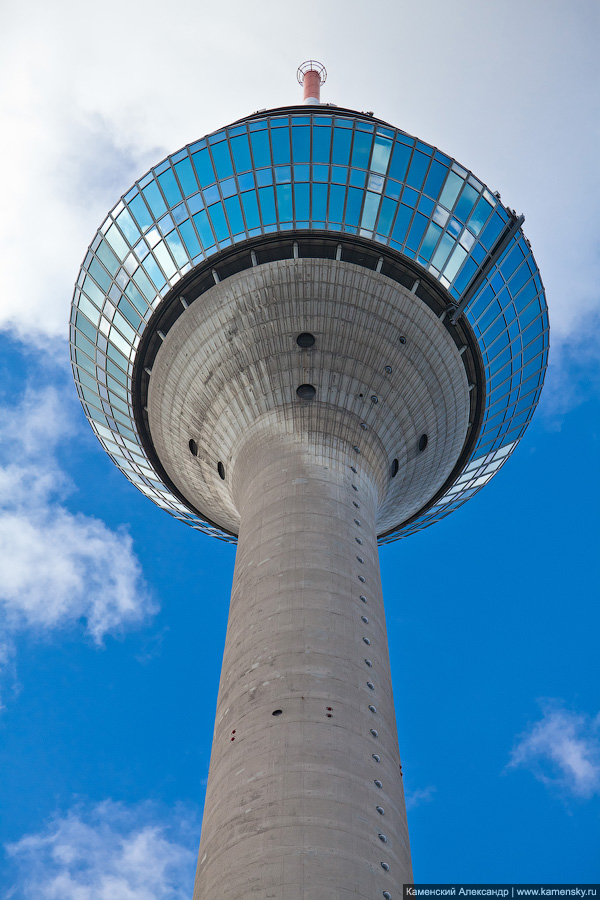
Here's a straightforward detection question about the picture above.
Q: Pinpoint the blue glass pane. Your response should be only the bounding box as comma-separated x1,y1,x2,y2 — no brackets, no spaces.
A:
124,281,147,315
361,192,380,231
276,184,292,222
499,242,525,280
76,350,95,376
294,183,310,220
439,171,463,210
89,258,111,292
241,191,260,230
142,181,167,219
208,202,229,242
258,186,276,224
332,127,352,165
514,280,538,314
158,169,182,206
76,312,97,343
388,142,411,183
468,197,494,235
96,240,119,276
106,358,126,384
328,184,345,222
82,275,104,307
376,197,397,237
391,205,413,244
106,341,128,370
176,220,200,259
192,148,216,187
116,209,141,245
275,166,291,183
507,262,532,297
230,135,252,173
454,183,479,222
432,232,456,269
143,254,166,290
351,130,373,169
117,298,142,330
133,267,155,301
292,126,310,162
420,222,442,261
193,209,215,247
224,195,244,233
174,158,197,198
313,126,331,163
423,160,448,199
370,135,392,175
211,142,234,180
479,210,506,251
444,244,467,281
165,231,188,267
313,182,328,221
406,212,428,250
345,186,364,227
250,129,271,168
256,168,273,187
406,151,429,190
128,195,153,232
271,127,291,165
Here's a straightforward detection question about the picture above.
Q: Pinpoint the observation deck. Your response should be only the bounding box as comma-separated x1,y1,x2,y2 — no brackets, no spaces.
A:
69,103,548,545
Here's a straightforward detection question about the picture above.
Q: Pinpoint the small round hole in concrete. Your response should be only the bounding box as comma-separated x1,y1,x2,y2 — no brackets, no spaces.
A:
296,332,315,348
296,383,316,401
391,458,399,477
399,335,407,344
272,709,282,716
381,861,389,871
419,433,428,452
217,461,225,480
189,439,198,457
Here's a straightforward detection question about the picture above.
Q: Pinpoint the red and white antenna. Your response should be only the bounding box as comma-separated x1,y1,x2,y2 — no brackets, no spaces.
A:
297,60,327,105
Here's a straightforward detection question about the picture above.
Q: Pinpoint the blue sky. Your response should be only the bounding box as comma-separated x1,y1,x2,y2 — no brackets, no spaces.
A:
0,0,599,894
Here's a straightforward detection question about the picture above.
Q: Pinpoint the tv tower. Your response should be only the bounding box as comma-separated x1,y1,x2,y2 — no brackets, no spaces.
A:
70,62,548,898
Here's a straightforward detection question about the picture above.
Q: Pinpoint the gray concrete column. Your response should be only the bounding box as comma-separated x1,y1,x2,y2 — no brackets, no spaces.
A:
193,428,412,900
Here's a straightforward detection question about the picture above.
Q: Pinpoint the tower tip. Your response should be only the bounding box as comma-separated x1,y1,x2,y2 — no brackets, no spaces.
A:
297,60,327,105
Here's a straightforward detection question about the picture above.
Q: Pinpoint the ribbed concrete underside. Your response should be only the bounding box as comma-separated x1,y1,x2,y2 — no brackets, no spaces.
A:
193,433,411,899
147,258,469,537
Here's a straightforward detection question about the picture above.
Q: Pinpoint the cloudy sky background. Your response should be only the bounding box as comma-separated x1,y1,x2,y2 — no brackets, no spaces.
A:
0,0,598,892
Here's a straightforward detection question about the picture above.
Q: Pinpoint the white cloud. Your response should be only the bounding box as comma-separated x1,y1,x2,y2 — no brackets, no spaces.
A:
0,386,155,705
5,801,196,900
404,784,437,811
0,0,598,351
507,700,600,799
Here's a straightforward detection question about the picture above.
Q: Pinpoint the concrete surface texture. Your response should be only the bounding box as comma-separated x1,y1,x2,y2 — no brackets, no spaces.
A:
146,256,470,898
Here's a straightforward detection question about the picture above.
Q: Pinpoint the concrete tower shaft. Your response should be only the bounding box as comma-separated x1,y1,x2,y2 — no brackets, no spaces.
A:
193,430,411,899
